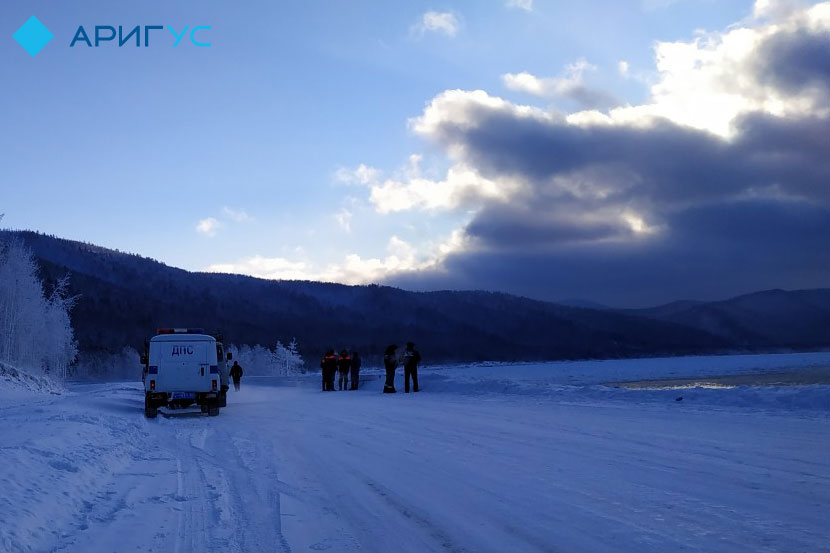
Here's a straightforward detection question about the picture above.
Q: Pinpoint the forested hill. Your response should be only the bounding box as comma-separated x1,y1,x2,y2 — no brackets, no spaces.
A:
626,289,830,349
4,230,829,364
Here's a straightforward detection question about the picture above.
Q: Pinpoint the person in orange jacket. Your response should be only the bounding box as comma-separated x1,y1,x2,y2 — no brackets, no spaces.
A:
337,349,352,390
320,349,338,391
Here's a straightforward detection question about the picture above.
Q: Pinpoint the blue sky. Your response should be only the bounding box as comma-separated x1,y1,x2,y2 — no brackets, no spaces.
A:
6,0,829,306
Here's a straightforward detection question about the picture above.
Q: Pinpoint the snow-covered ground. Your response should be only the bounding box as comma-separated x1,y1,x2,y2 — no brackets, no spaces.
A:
1,352,829,553
0,361,65,399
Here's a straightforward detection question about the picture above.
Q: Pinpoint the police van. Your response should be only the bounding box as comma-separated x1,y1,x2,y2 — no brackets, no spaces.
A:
142,328,226,418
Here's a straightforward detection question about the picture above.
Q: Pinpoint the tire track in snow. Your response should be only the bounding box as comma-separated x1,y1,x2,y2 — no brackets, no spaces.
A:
363,479,472,553
172,427,209,553
225,433,293,553
174,420,292,553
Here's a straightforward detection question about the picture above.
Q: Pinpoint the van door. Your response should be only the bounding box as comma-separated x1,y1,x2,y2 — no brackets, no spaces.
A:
154,339,213,392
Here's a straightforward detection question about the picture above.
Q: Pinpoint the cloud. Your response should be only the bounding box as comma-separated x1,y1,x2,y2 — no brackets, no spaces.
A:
327,236,423,284
754,25,830,107
378,2,830,305
618,60,630,77
334,163,381,186
412,11,460,38
196,206,254,237
413,90,830,206
753,0,809,19
389,199,830,306
603,5,830,138
368,160,513,214
207,256,310,280
195,217,221,237
642,0,680,11
221,206,251,223
503,60,621,110
506,0,533,11
335,154,514,214
334,208,353,233
204,233,467,285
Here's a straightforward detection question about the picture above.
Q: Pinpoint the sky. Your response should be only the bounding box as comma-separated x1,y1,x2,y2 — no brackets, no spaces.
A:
2,0,829,307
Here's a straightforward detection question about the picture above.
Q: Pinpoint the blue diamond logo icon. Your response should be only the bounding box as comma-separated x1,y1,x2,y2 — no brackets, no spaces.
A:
13,16,54,57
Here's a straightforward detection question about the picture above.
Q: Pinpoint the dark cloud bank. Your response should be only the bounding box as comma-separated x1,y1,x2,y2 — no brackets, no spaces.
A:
388,24,830,307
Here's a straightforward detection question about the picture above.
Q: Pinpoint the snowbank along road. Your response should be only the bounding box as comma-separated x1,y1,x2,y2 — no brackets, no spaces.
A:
1,353,830,553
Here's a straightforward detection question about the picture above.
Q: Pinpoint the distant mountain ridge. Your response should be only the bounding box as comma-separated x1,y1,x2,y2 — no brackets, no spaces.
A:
629,289,830,349
3,230,829,364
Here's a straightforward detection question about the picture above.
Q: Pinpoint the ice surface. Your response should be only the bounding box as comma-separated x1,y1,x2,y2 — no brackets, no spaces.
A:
1,352,828,553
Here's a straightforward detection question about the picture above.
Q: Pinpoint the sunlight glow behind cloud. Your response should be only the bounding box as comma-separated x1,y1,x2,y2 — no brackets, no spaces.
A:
205,231,469,285
204,0,830,303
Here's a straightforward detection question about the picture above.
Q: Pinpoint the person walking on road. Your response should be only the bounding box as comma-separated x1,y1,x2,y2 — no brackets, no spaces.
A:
337,349,352,391
402,342,421,393
383,344,398,394
350,351,362,390
320,349,338,391
229,361,244,391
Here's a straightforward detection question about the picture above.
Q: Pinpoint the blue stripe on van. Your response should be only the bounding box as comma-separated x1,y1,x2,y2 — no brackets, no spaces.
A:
148,366,158,374
209,365,219,374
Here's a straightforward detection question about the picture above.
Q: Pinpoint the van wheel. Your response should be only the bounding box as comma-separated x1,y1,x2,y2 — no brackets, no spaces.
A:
201,404,209,414
208,405,220,417
144,396,158,418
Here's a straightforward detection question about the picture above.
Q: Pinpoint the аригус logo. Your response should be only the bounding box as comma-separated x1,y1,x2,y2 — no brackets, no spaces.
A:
12,16,211,57
13,16,54,57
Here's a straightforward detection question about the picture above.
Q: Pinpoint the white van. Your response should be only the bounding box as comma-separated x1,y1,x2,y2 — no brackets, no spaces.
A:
143,329,222,418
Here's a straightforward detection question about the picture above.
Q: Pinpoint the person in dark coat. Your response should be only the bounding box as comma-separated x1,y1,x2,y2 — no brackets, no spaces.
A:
320,349,338,391
229,361,244,391
383,344,398,393
402,342,421,393
337,349,352,390
349,351,362,390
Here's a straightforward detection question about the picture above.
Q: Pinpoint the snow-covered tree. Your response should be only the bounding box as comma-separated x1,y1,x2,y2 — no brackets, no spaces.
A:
0,236,77,378
284,338,305,374
228,339,305,376
272,338,305,375
73,347,141,380
229,344,274,376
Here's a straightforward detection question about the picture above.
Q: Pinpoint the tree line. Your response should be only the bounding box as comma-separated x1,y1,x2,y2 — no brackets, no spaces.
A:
0,227,306,381
0,227,77,378
5,229,829,381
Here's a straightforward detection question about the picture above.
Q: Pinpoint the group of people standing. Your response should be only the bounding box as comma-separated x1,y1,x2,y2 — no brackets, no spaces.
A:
383,342,421,394
320,349,362,391
319,342,422,393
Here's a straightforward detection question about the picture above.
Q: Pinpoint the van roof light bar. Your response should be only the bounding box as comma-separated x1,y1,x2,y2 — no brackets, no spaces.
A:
157,328,205,335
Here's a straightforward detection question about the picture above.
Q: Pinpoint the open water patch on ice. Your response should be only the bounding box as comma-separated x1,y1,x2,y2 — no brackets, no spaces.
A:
612,368,830,390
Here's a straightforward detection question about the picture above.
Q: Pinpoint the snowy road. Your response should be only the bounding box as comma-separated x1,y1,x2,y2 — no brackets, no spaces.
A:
2,363,830,553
